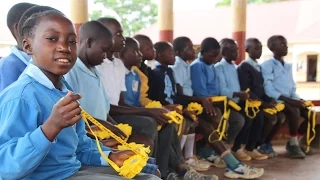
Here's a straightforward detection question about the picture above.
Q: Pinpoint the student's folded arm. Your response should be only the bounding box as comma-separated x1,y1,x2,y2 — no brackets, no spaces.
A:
215,66,234,99
75,119,112,166
261,62,282,100
237,64,259,99
0,98,53,179
190,64,210,97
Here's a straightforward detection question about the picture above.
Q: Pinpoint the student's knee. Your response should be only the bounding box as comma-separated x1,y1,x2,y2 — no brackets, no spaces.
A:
285,104,300,121
136,116,158,139
229,110,245,129
277,112,286,124
264,112,277,125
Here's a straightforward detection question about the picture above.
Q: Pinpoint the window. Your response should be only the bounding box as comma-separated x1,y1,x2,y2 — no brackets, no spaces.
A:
306,55,317,82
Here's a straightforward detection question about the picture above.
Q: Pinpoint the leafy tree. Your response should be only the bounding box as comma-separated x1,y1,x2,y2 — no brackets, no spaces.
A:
90,0,157,36
216,0,288,7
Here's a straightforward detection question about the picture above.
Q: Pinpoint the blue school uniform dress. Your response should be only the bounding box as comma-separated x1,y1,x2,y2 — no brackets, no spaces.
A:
0,46,31,92
215,58,240,103
64,58,110,120
0,63,111,180
124,68,141,107
190,58,219,97
261,58,300,101
170,56,193,96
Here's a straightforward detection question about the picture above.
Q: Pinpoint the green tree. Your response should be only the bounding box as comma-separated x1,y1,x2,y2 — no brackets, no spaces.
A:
216,0,288,7
90,0,157,36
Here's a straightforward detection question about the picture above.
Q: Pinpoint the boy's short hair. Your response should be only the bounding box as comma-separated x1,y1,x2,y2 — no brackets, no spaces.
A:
133,34,151,44
200,37,220,54
97,17,121,29
154,41,171,54
172,36,191,53
220,38,236,55
267,35,286,51
120,37,138,57
79,20,113,41
7,3,35,36
18,6,62,39
245,38,260,51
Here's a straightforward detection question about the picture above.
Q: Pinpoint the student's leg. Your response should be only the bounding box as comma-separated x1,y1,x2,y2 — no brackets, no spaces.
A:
156,123,175,178
197,115,263,179
68,166,161,180
168,129,218,179
243,111,268,160
226,110,246,144
297,107,316,154
259,112,285,157
283,104,305,158
230,110,252,161
112,115,158,152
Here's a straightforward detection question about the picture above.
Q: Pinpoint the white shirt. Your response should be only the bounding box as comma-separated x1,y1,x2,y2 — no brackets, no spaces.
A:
97,57,127,105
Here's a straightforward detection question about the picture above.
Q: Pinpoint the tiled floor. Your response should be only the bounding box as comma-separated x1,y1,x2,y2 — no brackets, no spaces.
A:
204,145,320,180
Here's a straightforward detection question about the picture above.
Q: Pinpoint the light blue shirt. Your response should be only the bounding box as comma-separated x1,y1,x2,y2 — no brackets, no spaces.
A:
0,63,111,180
190,58,220,97
64,58,110,121
261,58,300,100
0,46,31,92
170,56,193,96
124,68,141,107
215,58,241,102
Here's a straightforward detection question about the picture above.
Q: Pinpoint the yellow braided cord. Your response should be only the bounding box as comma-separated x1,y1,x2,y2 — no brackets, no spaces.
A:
187,102,203,115
209,96,232,142
145,101,184,135
81,109,148,178
264,103,285,115
90,123,132,141
244,88,261,119
304,101,317,153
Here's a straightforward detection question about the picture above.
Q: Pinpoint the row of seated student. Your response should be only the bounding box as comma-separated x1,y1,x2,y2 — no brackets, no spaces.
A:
0,2,317,180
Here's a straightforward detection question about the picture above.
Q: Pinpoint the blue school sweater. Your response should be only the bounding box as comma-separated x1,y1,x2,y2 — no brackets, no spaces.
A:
190,58,219,97
0,46,31,92
0,63,111,180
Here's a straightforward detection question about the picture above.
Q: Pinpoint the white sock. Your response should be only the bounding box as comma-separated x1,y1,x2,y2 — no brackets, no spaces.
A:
184,133,195,159
180,135,187,150
289,136,299,146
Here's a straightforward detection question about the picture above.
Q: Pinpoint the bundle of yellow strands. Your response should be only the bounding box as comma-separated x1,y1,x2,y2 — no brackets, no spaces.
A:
145,101,184,135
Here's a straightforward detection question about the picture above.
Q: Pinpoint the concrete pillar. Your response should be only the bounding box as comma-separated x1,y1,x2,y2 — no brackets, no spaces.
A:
70,0,88,35
158,0,173,42
231,0,247,64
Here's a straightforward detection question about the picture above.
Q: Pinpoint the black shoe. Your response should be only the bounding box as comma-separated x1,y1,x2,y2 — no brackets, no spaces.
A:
286,142,306,159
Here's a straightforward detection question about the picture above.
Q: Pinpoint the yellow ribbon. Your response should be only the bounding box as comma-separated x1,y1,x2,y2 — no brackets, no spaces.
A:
87,123,132,141
145,101,184,135
264,103,285,115
304,101,317,153
81,109,149,178
244,89,261,119
209,96,240,142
